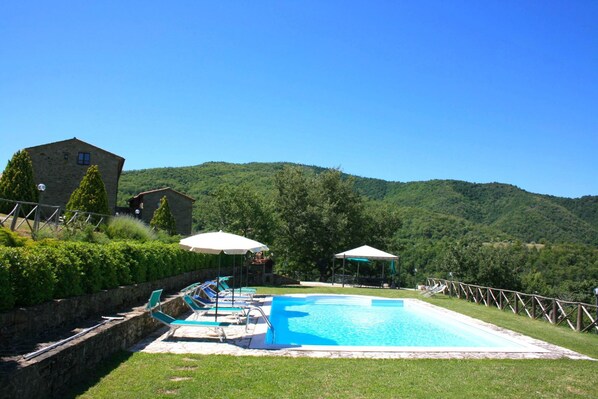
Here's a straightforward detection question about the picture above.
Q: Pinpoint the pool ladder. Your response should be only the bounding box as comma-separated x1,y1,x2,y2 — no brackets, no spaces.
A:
246,305,274,337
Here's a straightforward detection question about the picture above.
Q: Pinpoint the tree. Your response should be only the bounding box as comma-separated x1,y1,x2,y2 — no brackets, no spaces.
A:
0,150,38,213
66,165,110,218
150,196,177,235
199,184,276,244
363,201,402,249
274,167,366,281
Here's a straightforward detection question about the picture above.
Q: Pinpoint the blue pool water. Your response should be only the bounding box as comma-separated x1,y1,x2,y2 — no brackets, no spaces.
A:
266,295,528,349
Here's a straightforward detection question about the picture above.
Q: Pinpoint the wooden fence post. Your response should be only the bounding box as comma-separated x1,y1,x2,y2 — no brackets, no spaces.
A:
10,203,21,230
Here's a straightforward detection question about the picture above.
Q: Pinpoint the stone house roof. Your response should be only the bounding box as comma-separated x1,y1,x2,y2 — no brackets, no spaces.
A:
128,187,196,203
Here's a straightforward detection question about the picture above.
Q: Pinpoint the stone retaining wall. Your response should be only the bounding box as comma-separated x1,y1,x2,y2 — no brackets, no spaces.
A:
0,267,229,349
0,291,187,399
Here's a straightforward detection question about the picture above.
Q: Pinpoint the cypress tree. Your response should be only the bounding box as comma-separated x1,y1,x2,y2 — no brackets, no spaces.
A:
150,196,177,235
66,165,110,217
0,150,38,213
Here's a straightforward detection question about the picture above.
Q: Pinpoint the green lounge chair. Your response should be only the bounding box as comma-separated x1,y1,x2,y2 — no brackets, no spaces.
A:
219,276,257,294
181,293,248,324
147,289,232,342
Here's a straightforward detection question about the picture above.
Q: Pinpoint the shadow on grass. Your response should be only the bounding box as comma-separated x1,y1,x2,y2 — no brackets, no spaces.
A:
61,350,133,399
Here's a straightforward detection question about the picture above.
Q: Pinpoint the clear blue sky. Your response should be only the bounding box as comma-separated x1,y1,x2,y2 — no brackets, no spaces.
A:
1,1,596,198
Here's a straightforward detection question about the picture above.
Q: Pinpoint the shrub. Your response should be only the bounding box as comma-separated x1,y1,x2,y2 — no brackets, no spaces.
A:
150,196,177,235
0,241,214,309
107,242,133,286
0,227,28,247
0,150,38,214
44,243,84,298
6,246,55,306
106,215,156,242
0,253,15,311
65,165,110,219
74,243,104,293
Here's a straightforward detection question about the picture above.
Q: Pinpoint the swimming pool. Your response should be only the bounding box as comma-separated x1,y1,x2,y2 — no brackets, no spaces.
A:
261,295,545,352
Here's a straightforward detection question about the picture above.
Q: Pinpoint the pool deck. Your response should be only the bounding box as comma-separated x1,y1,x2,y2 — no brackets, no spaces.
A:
129,293,593,360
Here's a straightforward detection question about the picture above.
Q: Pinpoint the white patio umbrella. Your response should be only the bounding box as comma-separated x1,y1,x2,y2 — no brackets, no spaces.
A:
179,230,269,319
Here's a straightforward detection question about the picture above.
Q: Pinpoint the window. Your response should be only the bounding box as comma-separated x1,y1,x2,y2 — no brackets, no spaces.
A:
77,152,90,165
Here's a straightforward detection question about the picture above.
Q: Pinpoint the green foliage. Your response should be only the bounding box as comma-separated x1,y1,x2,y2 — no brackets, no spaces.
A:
274,167,367,280
0,227,28,247
117,161,598,300
362,202,402,249
118,162,598,246
0,150,38,213
107,215,157,241
44,243,84,298
384,180,598,246
198,184,276,244
0,241,213,309
4,246,55,306
66,165,111,218
150,196,177,235
0,252,15,311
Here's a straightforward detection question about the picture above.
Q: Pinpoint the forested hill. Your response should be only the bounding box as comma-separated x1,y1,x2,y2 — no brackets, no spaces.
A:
117,162,598,247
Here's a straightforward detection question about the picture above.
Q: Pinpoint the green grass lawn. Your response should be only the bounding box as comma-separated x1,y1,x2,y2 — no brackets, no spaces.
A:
69,285,598,399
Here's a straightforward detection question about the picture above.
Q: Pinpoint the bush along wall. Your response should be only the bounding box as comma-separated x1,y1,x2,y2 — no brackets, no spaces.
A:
0,241,222,311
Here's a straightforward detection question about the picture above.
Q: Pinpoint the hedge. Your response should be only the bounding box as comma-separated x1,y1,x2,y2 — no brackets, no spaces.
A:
0,241,225,311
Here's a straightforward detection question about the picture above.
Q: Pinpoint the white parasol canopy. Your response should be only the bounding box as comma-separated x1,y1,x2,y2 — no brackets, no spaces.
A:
180,230,269,255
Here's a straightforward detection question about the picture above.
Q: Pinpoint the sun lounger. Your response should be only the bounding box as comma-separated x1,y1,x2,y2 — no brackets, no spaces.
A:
181,292,248,323
419,283,439,295
181,281,252,307
202,281,254,303
206,280,255,300
423,284,447,297
218,276,257,295
147,289,232,342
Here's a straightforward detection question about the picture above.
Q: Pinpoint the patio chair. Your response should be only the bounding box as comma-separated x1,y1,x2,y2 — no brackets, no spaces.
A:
181,292,248,324
203,281,254,303
146,289,232,342
423,284,447,297
419,283,439,295
219,276,257,295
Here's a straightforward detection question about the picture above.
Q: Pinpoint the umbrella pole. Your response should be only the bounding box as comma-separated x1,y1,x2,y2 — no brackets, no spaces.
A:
332,257,335,285
247,257,251,288
342,255,346,288
215,253,221,321
232,255,236,303
238,254,243,290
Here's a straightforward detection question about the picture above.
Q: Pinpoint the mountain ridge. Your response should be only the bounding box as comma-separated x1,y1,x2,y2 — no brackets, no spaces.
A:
117,161,598,247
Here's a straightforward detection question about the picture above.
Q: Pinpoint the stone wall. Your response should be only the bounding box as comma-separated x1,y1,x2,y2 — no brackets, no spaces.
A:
0,291,188,399
0,267,227,351
26,138,124,212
